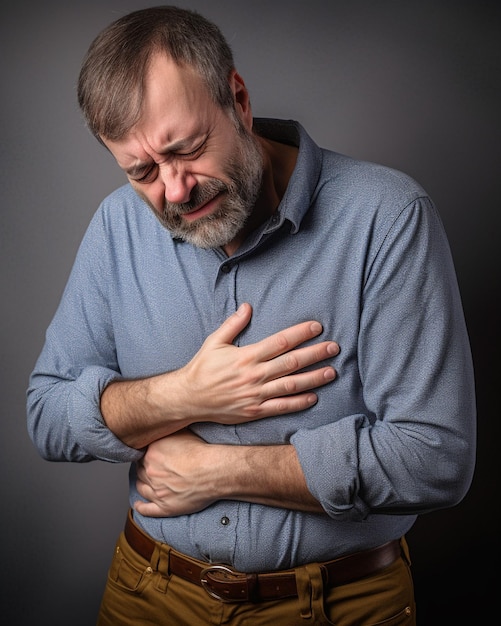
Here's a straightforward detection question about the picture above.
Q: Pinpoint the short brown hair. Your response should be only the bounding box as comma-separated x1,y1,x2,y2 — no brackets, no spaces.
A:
77,6,235,140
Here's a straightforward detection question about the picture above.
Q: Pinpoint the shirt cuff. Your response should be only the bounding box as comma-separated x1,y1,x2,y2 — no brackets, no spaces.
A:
69,365,145,463
291,417,370,521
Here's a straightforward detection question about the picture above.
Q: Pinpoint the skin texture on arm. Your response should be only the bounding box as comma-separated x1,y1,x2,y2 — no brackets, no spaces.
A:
100,302,339,449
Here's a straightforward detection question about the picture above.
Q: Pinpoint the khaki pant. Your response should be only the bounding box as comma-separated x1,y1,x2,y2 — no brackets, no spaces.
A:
97,521,416,626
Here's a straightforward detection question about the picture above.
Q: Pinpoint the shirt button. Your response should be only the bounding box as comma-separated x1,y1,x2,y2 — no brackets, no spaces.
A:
221,264,231,273
220,516,230,526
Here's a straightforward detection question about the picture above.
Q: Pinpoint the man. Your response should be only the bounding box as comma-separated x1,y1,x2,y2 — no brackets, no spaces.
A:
27,6,476,625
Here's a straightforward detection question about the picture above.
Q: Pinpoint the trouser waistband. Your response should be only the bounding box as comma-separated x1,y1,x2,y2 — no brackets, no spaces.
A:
124,510,402,603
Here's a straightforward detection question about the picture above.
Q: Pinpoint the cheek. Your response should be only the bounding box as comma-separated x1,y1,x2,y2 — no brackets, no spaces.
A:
131,182,164,213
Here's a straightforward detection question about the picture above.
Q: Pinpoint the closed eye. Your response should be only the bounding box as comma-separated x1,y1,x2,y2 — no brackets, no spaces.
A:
127,136,207,183
132,166,158,184
174,138,207,159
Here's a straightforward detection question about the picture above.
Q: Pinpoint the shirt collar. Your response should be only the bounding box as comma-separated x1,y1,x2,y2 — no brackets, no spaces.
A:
253,118,323,234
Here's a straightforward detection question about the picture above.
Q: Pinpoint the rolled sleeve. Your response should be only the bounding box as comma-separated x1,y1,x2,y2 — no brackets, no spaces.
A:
69,365,144,463
291,417,371,520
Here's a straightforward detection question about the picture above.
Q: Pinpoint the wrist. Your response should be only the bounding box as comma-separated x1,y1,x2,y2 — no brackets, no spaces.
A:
147,370,194,429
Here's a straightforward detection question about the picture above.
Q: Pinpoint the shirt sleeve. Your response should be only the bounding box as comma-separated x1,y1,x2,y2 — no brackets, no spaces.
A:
291,196,476,520
26,207,144,464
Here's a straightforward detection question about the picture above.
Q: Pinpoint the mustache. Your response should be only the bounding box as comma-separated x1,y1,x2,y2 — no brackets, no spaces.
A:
164,179,228,215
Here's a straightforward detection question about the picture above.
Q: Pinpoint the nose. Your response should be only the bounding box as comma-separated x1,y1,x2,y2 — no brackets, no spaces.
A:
160,163,197,204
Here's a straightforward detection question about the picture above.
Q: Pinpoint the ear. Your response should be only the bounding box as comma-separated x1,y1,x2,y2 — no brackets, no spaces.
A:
228,69,253,130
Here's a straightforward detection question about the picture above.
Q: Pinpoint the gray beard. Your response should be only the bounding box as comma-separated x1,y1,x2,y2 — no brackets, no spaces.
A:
157,127,264,249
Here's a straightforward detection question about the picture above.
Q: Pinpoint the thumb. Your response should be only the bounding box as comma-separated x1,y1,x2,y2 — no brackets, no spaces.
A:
212,302,252,345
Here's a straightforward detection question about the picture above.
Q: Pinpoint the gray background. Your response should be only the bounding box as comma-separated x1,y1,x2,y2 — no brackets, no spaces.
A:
1,1,499,624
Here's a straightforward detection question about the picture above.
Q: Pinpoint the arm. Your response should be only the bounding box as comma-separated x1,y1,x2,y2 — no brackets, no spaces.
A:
28,297,337,463
292,196,477,518
134,429,324,517
101,302,338,449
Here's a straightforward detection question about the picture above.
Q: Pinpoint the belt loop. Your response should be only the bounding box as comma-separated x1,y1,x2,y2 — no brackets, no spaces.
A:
295,563,325,621
399,536,412,567
246,573,258,602
295,565,312,619
154,543,171,594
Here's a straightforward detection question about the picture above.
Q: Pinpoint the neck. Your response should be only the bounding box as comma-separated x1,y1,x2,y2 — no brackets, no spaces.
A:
222,137,298,256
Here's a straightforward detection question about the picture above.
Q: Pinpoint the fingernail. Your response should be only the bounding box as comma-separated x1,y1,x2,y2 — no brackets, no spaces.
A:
324,367,336,380
310,322,322,333
327,342,339,355
307,394,318,405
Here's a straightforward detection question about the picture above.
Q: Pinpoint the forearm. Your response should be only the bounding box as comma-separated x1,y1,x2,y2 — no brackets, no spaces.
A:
101,304,338,450
217,443,324,513
100,372,191,449
134,431,325,517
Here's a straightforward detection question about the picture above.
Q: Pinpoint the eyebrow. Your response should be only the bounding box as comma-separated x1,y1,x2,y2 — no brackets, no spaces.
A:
124,132,206,177
125,162,152,178
163,133,203,153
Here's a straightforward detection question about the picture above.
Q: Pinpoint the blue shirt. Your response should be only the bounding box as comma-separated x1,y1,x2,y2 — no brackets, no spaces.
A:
27,119,476,571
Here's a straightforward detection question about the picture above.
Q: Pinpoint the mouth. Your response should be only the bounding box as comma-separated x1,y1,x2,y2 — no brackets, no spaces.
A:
182,192,224,222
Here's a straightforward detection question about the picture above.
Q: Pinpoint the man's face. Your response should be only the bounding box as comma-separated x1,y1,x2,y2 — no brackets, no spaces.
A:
103,54,263,250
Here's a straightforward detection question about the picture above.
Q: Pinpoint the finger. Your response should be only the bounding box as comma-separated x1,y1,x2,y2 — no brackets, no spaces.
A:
264,365,336,400
135,464,149,486
231,366,336,421
258,392,320,417
208,302,253,345
251,321,329,361
135,476,152,496
134,500,166,517
253,365,336,417
261,340,339,380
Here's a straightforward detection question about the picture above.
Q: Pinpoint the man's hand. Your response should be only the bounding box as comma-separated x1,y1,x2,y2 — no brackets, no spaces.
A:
135,430,217,517
102,302,339,448
134,429,324,517
176,302,339,424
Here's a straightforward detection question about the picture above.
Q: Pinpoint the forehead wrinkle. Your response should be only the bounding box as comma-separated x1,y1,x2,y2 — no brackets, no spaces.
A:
128,121,206,157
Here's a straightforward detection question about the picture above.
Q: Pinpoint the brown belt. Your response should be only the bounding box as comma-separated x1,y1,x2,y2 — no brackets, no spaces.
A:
124,511,401,603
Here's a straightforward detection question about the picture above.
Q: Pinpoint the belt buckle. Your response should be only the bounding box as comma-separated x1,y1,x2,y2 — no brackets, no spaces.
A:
200,564,248,603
